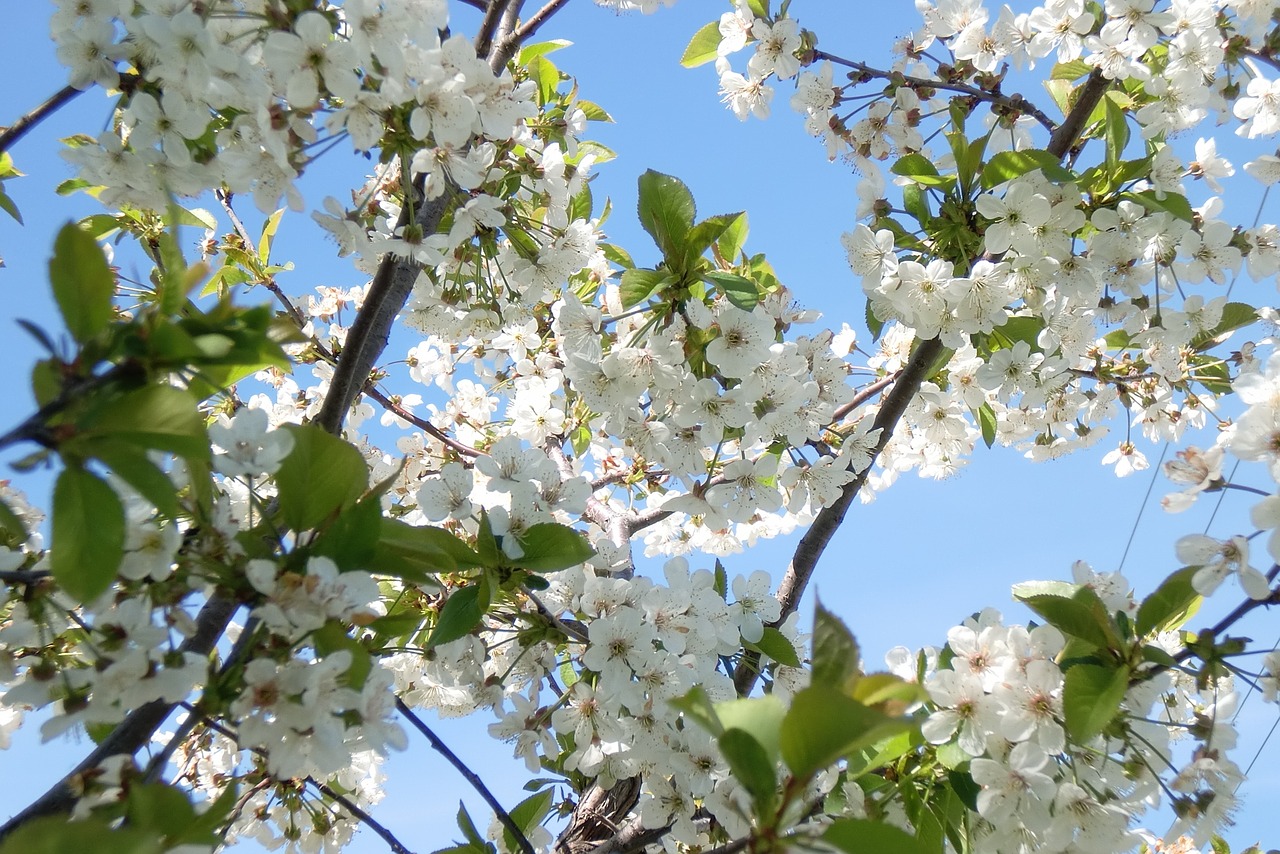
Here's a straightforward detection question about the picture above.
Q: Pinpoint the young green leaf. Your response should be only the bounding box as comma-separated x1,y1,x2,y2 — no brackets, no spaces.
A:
274,424,370,532
515,523,595,572
1062,662,1129,742
1135,566,1202,637
718,728,778,809
780,686,912,779
427,584,484,648
83,385,210,462
49,221,115,343
751,625,801,667
52,465,125,602
619,267,670,308
681,20,722,68
637,170,696,259
811,600,860,689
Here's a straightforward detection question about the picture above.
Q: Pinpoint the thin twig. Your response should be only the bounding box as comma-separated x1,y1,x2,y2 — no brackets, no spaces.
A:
732,67,1116,697
831,371,900,422
0,85,83,154
814,50,1057,134
182,708,419,854
396,697,535,854
312,780,419,854
524,587,588,643
0,568,49,585
364,386,483,458
513,0,571,42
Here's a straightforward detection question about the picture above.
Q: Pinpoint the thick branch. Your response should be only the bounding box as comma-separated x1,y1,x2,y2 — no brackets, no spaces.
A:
396,698,534,854
1046,68,1109,159
0,85,83,154
0,592,238,839
314,191,452,435
475,0,515,61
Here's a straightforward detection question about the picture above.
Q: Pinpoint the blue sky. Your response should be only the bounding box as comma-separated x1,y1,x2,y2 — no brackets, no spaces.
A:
1,1,1278,851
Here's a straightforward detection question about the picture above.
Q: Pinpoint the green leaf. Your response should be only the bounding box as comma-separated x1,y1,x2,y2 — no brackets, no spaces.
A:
891,153,941,179
670,685,723,736
1062,662,1129,742
505,790,553,854
526,55,561,105
980,149,1075,189
575,99,612,122
517,39,572,65
49,221,115,343
259,207,285,264
1192,301,1258,351
52,465,125,602
1104,94,1129,172
715,695,786,762
991,315,1046,351
619,267,670,308
752,626,801,667
865,300,885,342
1013,582,1120,649
176,781,239,845
515,523,595,572
312,490,384,572
977,402,996,448
0,186,21,224
0,814,162,854
427,584,484,648
681,20,722,68
637,170,695,258
1119,189,1194,223
84,385,210,461
812,600,859,690
901,182,930,225
719,728,778,808
126,782,200,841
78,439,182,521
274,424,369,532
1051,59,1093,81
313,621,373,688
456,801,487,848
703,271,759,310
375,519,479,580
824,818,933,854
1136,566,1202,637
780,685,911,779
716,211,749,262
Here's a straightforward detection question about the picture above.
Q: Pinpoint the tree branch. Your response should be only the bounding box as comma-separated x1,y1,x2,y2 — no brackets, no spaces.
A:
514,0,571,43
311,779,419,854
1046,68,1109,159
0,592,238,840
314,190,453,435
0,568,49,585
396,697,535,854
813,50,1057,135
0,85,83,155
732,65,1117,697
831,371,900,423
475,0,514,61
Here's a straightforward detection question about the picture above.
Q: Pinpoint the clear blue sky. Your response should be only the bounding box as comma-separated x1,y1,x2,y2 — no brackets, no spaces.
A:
1,2,1277,851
